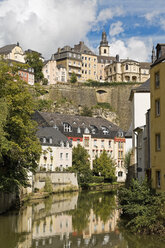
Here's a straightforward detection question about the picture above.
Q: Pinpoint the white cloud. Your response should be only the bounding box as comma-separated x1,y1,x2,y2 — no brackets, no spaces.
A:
97,7,123,23
0,0,97,58
109,37,152,61
109,21,124,36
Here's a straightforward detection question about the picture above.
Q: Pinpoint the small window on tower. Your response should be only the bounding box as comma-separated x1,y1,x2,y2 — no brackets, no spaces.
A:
104,49,106,54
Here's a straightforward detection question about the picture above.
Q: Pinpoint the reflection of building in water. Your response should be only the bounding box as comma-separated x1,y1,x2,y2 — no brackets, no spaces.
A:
16,205,33,248
82,208,119,239
33,214,72,240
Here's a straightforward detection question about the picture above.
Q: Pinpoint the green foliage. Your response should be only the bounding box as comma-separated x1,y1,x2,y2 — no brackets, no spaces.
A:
91,176,104,183
44,177,53,193
25,51,44,83
93,150,116,182
0,60,41,192
81,106,93,117
93,102,113,111
68,144,92,186
42,78,49,85
70,72,77,83
124,149,132,169
36,99,53,111
118,179,165,235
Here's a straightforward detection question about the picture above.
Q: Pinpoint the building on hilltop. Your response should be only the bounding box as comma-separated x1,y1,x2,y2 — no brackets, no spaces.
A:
37,127,72,171
150,43,165,192
34,111,127,182
0,42,25,63
42,60,67,85
105,57,150,83
52,46,82,82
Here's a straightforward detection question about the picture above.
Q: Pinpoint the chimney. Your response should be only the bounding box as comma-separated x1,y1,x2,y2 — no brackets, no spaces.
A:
57,48,61,54
116,54,119,62
17,41,19,46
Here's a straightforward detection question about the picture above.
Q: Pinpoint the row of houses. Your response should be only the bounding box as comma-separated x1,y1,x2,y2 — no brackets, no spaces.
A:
130,43,165,192
34,111,132,182
0,31,150,85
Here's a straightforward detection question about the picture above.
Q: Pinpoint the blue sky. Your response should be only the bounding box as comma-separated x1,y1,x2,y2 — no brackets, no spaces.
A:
0,0,165,61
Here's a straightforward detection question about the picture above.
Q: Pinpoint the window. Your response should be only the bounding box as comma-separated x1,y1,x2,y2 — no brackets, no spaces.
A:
60,153,63,159
101,140,104,148
77,127,81,133
84,127,90,134
84,138,89,147
94,139,97,147
66,153,68,159
85,57,87,60
125,64,128,70
156,171,161,188
109,140,111,147
156,133,161,151
155,72,160,88
104,49,106,54
114,66,116,72
155,99,160,117
63,123,72,132
118,171,123,177
101,126,109,135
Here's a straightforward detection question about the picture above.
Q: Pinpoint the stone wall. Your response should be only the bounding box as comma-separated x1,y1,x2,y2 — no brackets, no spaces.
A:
33,172,78,193
44,83,140,131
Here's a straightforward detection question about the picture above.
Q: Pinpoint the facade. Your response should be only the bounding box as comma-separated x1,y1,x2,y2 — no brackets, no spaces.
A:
37,127,72,171
52,46,82,82
150,43,165,192
18,68,34,85
105,58,150,83
0,43,25,63
34,112,127,182
129,79,150,179
74,41,98,81
42,60,67,85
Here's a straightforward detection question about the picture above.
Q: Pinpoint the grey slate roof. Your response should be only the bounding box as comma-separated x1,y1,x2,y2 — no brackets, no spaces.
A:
97,55,116,64
34,111,124,139
36,127,71,147
129,79,150,101
0,44,17,54
125,123,133,138
74,42,96,56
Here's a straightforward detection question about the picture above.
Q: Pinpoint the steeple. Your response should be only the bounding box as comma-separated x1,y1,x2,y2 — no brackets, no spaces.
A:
99,31,110,56
151,46,156,63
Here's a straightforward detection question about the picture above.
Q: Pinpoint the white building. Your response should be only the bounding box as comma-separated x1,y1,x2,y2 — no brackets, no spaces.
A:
37,127,72,171
34,112,127,182
129,79,150,179
0,43,25,63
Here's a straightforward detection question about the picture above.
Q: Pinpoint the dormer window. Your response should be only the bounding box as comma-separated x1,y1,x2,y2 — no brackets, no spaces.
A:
77,127,81,133
63,122,72,132
40,138,43,143
84,128,90,134
50,138,53,144
90,125,98,134
101,126,109,135
118,131,123,137
53,124,58,130
43,137,46,143
60,141,64,147
66,141,70,148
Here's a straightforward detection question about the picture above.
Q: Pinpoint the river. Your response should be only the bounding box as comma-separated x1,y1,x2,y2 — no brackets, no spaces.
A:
0,191,164,248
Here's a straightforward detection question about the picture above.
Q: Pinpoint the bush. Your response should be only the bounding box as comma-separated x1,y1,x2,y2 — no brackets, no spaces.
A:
118,179,165,235
44,177,53,193
91,176,104,184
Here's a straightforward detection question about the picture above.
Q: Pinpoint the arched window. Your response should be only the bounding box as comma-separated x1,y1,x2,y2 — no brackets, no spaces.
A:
118,171,123,177
101,126,109,135
84,127,90,134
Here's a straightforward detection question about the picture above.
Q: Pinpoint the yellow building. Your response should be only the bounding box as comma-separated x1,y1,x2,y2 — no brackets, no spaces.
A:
150,43,165,192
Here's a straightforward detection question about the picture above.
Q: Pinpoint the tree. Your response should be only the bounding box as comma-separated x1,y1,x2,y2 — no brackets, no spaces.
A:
81,106,93,117
93,150,116,182
0,60,41,192
69,144,92,186
70,72,77,83
25,51,44,83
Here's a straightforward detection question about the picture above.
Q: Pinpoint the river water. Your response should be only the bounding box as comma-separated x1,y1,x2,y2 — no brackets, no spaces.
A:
0,191,164,248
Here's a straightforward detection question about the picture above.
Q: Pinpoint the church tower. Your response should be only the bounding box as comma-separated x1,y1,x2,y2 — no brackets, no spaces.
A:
99,31,110,56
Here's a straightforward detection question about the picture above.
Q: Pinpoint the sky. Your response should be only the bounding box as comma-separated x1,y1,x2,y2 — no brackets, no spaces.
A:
0,0,165,61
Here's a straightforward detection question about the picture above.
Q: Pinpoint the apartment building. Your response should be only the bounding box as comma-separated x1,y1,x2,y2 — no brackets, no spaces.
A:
52,46,82,82
37,127,72,171
34,111,127,182
150,43,165,192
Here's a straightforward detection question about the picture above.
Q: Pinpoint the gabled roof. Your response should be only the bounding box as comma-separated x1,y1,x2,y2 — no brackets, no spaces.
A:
34,111,124,139
74,42,96,56
0,44,17,54
37,127,71,147
139,62,151,69
129,79,150,101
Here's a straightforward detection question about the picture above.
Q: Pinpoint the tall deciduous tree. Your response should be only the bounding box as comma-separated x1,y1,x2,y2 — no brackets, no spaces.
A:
69,144,92,186
25,51,44,83
93,150,116,182
0,60,41,192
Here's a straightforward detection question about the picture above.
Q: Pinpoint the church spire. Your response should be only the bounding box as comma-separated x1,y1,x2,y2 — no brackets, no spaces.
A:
151,46,156,63
99,31,110,56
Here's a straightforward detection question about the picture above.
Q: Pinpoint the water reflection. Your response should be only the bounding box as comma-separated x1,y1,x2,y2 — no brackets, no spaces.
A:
0,191,164,248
